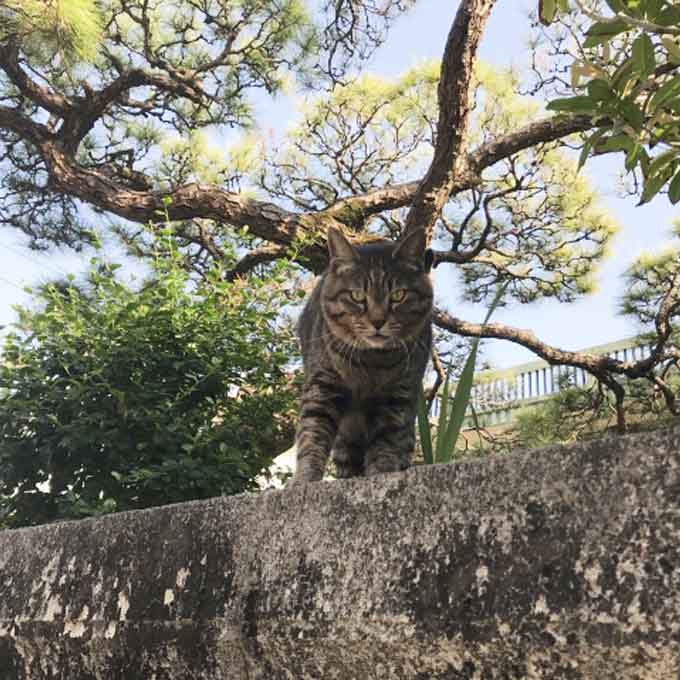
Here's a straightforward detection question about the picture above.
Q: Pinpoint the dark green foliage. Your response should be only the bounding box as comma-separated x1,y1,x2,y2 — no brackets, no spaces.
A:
507,372,679,451
540,0,680,204
512,379,610,449
0,240,297,528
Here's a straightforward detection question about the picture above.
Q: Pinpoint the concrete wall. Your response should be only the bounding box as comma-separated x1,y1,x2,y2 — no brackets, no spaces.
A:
1,426,680,679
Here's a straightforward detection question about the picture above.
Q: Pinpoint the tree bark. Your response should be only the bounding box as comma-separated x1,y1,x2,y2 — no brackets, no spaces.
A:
404,0,498,239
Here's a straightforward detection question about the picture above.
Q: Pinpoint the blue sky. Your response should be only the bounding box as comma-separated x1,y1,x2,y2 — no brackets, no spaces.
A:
0,0,676,367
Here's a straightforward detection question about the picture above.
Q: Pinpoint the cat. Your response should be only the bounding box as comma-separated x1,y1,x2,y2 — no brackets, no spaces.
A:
291,227,433,482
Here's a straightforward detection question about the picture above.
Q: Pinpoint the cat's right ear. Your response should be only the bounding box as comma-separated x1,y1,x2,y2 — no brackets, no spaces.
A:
327,227,358,262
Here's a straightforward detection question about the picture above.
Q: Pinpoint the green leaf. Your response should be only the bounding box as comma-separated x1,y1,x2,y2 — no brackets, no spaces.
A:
416,390,433,465
657,7,680,26
642,0,664,21
617,98,645,131
587,79,614,101
611,60,635,94
639,159,676,204
632,33,656,78
546,95,597,114
578,128,608,170
625,143,644,171
539,0,557,25
662,38,680,65
620,0,645,18
604,0,626,11
668,169,680,204
596,132,634,154
647,149,677,178
649,76,680,113
578,138,592,171
663,97,680,114
583,19,631,48
586,18,630,36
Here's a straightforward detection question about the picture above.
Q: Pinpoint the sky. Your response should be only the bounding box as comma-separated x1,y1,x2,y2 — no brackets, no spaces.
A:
0,0,676,368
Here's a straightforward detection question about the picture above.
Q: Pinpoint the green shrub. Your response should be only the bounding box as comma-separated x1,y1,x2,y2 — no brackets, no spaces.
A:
0,242,297,528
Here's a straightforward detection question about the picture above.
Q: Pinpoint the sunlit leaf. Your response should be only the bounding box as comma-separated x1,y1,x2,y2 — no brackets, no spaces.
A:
539,0,557,25
632,33,656,78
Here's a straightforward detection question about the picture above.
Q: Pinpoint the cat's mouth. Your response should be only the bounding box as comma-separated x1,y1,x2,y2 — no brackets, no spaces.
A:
361,333,395,350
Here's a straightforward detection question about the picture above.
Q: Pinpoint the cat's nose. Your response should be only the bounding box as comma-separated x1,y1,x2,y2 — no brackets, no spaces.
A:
370,318,386,331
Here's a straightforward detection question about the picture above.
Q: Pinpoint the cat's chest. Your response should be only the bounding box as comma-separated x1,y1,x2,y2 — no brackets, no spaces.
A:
332,353,407,397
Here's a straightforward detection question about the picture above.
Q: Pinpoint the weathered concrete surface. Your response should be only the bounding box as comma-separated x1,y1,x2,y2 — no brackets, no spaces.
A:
1,427,680,680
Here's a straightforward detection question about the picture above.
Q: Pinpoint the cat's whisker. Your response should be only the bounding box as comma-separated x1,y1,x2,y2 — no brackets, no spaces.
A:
350,340,366,372
306,331,337,347
399,338,413,372
341,341,353,363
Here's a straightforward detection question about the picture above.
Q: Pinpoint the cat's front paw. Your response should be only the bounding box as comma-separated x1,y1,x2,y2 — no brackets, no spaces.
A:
284,471,322,489
365,459,410,477
284,476,305,489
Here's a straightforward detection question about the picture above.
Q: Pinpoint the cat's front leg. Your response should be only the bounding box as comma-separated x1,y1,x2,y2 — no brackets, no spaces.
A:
292,376,348,483
364,393,416,477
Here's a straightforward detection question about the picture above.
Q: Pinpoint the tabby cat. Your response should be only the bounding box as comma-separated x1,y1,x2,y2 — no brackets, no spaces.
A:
292,227,434,482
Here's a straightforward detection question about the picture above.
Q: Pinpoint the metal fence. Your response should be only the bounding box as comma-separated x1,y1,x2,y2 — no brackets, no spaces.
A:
432,337,652,427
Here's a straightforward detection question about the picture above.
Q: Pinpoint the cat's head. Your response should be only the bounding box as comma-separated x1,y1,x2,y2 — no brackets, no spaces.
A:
321,228,433,350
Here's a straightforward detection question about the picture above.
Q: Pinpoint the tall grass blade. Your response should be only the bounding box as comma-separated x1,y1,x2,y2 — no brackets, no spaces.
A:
438,345,477,462
469,400,484,452
438,283,508,462
434,359,454,463
416,389,433,465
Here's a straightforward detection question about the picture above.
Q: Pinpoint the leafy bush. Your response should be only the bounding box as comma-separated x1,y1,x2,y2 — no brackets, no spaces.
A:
0,242,297,528
512,372,680,450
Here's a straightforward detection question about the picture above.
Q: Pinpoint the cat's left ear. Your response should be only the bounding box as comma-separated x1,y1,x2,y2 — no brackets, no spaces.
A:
393,229,430,271
327,227,358,261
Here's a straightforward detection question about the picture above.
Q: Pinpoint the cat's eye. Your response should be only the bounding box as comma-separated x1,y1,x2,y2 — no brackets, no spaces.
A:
349,290,366,303
390,289,406,303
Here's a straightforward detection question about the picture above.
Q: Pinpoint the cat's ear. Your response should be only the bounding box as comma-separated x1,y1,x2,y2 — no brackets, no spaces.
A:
393,229,427,267
327,227,358,261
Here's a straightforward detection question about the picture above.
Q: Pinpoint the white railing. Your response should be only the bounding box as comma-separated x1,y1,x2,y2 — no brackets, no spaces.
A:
432,337,653,427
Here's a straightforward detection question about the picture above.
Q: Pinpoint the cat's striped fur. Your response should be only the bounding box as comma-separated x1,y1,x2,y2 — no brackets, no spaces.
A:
292,227,433,482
